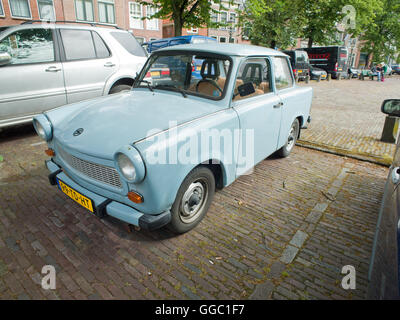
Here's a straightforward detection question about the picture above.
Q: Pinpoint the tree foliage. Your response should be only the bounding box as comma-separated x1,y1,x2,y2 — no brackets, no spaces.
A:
360,0,400,63
240,0,304,49
143,0,230,37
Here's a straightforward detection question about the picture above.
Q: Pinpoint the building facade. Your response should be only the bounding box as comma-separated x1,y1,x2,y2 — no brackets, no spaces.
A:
0,0,251,44
0,0,163,43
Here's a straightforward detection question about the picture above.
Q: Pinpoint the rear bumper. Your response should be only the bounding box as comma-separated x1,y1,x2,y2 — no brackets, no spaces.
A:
46,160,171,231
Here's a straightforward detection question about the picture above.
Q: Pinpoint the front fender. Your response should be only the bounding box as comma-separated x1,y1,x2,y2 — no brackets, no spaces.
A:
131,107,239,214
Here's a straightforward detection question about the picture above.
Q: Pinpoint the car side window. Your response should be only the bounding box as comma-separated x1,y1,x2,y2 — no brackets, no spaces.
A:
0,28,55,65
92,31,111,59
60,29,110,61
234,58,272,101
273,56,294,90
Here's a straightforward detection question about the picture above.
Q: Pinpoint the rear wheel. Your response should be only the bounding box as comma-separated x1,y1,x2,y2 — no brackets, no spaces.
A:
277,119,300,158
109,84,132,94
168,166,215,234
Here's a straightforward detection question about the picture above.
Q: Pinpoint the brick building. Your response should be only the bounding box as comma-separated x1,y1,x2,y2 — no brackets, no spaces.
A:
0,0,163,43
0,0,249,44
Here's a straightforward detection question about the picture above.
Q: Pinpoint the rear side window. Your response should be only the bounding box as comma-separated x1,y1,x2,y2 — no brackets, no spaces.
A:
60,29,110,61
273,57,294,90
92,31,111,59
110,31,146,57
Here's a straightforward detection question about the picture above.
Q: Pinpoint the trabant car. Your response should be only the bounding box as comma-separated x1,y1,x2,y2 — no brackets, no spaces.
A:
34,44,313,234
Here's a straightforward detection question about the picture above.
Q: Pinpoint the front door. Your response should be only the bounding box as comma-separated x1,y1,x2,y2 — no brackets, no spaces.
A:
232,57,282,176
0,27,66,126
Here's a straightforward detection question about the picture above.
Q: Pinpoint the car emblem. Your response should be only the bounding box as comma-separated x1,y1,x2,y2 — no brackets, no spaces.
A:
73,128,84,136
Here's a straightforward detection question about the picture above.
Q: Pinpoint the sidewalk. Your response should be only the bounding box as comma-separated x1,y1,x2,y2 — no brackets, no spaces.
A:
297,76,400,166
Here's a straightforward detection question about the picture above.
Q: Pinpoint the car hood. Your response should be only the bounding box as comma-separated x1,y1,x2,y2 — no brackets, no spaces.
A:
50,91,219,159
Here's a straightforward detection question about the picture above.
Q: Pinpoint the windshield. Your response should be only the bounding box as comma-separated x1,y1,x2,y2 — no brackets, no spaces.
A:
295,51,309,63
135,52,231,100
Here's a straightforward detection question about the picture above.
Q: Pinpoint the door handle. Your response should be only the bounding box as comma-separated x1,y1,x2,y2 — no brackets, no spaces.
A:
104,62,116,67
392,167,400,184
274,102,284,108
45,66,61,72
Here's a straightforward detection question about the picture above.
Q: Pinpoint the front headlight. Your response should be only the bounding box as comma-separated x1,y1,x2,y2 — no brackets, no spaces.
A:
33,115,53,141
116,153,137,181
114,146,146,184
34,120,46,140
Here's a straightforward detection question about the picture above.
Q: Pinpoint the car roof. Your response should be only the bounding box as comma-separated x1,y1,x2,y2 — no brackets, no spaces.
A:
156,43,287,57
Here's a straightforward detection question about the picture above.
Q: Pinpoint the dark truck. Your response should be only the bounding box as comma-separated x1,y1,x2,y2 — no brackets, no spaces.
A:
283,50,310,82
303,46,349,79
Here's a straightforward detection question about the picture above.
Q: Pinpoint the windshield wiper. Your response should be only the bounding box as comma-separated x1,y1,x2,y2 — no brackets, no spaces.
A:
154,84,187,98
135,79,154,92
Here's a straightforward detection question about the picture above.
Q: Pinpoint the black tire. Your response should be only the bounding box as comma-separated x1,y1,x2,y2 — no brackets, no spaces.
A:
277,119,300,158
109,84,132,94
168,166,215,234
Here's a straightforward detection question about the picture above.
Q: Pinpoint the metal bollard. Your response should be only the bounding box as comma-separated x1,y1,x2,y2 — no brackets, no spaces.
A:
381,116,400,143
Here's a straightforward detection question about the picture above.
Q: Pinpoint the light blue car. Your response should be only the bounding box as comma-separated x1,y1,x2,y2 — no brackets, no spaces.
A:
33,43,313,234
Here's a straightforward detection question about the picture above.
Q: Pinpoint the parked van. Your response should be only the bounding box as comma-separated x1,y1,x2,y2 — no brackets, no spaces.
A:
303,46,349,79
283,50,310,82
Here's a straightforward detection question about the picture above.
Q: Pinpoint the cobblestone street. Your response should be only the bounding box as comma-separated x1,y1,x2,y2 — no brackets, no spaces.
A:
298,75,400,165
0,124,387,300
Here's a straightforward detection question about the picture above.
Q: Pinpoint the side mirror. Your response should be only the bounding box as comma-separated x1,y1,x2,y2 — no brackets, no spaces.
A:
237,82,255,97
381,99,400,117
0,52,11,66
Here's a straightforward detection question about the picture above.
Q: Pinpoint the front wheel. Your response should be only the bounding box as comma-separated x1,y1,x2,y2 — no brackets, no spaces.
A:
168,166,215,234
277,119,300,158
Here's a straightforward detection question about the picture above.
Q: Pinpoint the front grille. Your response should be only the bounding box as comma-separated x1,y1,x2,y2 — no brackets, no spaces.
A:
58,147,123,189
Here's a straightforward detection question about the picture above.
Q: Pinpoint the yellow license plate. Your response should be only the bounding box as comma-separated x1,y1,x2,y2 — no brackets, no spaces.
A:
150,71,160,77
57,179,94,213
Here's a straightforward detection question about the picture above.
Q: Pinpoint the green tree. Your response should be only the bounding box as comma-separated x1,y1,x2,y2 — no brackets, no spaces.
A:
240,0,304,49
361,0,400,63
300,0,382,48
143,0,230,37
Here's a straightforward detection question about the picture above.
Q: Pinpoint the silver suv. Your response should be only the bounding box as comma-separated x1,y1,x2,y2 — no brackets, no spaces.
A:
0,22,147,128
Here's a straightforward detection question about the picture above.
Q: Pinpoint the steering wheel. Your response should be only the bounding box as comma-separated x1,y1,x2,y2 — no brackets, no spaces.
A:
196,79,223,95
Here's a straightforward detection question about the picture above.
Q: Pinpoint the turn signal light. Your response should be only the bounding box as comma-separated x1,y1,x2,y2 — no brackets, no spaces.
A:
45,148,55,157
128,191,143,204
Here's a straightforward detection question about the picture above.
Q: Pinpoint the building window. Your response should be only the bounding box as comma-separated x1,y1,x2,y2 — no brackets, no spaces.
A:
129,2,143,29
9,0,32,19
146,5,158,30
0,1,4,16
37,0,55,21
75,0,94,22
98,0,115,24
211,11,218,23
220,11,227,29
229,12,236,31
219,36,226,43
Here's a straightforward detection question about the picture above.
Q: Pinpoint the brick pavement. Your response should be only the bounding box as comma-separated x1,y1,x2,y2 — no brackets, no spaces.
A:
0,126,387,299
298,75,400,166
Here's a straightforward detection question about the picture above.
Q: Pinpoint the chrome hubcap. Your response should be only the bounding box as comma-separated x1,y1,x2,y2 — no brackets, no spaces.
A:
286,125,297,152
180,180,208,224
